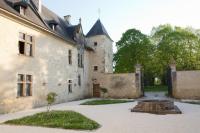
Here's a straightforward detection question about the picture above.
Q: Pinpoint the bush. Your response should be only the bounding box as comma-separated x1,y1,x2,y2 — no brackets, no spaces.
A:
46,92,57,112
100,87,108,98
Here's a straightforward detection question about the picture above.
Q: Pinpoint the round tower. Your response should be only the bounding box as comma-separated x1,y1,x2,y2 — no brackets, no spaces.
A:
86,19,113,76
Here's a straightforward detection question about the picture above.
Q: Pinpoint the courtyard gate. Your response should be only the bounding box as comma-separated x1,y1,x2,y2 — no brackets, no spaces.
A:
167,67,173,97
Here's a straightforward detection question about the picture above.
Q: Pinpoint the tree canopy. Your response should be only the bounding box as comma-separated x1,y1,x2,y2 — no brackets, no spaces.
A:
114,29,154,73
114,25,200,85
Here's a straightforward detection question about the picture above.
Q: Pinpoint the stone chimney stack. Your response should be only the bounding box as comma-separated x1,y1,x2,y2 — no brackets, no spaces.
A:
32,0,42,13
64,15,71,24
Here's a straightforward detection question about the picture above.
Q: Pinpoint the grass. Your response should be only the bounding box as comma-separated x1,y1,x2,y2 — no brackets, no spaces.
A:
144,85,168,92
4,111,100,130
81,99,133,105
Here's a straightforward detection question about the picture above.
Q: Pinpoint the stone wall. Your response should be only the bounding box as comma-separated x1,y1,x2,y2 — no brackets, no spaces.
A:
173,70,200,99
98,73,142,99
0,10,91,113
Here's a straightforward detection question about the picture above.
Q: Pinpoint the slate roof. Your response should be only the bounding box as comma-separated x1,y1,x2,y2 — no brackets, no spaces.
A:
86,19,113,41
0,0,81,44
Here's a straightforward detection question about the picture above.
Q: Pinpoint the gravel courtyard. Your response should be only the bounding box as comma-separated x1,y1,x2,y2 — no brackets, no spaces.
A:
0,99,200,133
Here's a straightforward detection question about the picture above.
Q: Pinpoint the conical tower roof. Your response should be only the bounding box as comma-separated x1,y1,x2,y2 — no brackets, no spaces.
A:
86,19,112,41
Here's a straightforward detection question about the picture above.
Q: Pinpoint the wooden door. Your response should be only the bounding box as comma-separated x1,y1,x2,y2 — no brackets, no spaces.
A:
93,84,100,97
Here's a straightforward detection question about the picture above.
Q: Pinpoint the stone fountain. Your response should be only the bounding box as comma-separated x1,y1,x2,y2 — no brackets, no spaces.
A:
131,99,182,115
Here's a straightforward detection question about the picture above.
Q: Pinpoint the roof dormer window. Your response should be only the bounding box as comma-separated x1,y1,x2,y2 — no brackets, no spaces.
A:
13,1,28,16
48,20,58,31
50,24,56,31
20,6,26,15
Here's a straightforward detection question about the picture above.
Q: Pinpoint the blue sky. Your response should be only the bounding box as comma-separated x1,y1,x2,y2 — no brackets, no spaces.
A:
43,0,200,44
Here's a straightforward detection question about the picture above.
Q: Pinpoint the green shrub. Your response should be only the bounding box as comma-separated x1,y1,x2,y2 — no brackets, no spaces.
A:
100,87,108,98
46,92,57,112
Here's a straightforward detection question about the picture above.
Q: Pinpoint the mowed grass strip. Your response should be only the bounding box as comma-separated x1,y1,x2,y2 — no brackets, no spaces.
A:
144,85,168,92
4,111,100,130
81,99,134,105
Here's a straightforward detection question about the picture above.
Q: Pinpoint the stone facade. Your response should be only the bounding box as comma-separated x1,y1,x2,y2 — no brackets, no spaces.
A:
0,1,143,114
0,12,91,113
87,35,113,73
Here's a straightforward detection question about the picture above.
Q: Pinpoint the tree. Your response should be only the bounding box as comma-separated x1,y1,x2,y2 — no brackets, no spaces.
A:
46,92,57,112
151,25,200,84
114,26,200,86
114,29,154,75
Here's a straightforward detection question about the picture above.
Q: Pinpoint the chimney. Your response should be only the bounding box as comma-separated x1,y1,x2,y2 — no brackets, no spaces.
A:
32,0,42,13
79,18,82,24
64,15,71,24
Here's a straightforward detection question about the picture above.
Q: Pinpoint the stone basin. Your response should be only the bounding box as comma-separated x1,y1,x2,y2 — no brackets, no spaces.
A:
131,99,182,115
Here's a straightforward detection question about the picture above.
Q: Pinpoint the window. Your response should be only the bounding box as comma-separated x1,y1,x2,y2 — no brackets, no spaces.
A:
18,33,34,57
68,50,72,65
78,53,83,68
20,6,26,16
78,53,80,67
68,80,72,93
94,66,98,71
17,74,32,97
19,41,25,55
78,75,81,86
94,42,98,47
50,24,56,31
80,54,83,67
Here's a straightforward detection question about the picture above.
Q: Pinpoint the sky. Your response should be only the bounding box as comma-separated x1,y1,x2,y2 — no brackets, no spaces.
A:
42,0,200,51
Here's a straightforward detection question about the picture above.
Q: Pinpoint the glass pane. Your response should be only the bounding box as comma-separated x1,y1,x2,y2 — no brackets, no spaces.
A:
78,75,81,86
26,83,31,96
27,35,33,42
20,7,25,15
19,33,25,40
17,83,23,97
68,84,72,93
18,74,24,82
26,43,32,56
68,50,72,55
26,75,32,82
19,41,25,55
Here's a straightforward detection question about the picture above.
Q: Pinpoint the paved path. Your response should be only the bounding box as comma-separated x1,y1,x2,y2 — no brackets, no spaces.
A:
0,99,200,133
143,92,169,100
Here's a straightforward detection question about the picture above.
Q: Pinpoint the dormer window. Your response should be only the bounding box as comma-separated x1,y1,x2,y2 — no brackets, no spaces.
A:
13,1,28,16
51,24,55,31
48,20,58,31
20,6,26,15
94,42,98,47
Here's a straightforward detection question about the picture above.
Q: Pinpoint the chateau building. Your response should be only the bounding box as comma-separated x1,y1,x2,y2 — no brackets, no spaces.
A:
0,0,114,113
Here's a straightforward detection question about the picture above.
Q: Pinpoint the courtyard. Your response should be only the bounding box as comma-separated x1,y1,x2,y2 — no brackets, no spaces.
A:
0,95,200,133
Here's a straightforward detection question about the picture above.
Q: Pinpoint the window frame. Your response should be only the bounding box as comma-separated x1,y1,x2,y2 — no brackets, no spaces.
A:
78,53,80,67
20,6,26,16
68,79,73,93
78,75,81,86
94,66,98,71
94,42,98,47
18,32,35,57
17,74,33,98
68,50,72,65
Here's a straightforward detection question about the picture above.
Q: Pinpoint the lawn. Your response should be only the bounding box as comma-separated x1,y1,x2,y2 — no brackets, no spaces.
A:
144,85,168,92
81,99,134,105
4,111,100,130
